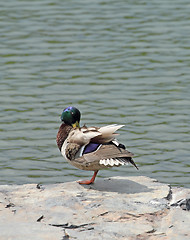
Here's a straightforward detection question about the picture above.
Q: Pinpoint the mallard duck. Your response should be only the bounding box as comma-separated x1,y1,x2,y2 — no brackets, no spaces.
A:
56,106,138,185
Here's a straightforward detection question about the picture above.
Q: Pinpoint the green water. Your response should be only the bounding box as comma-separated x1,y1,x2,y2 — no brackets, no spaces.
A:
0,0,189,187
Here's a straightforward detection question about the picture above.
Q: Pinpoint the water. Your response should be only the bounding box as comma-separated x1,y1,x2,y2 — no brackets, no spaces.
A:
0,0,189,187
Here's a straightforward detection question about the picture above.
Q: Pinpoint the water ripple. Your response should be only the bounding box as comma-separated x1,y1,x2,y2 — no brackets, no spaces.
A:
0,0,189,187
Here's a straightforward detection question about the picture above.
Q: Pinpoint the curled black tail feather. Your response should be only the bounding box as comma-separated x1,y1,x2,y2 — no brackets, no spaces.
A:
117,157,139,170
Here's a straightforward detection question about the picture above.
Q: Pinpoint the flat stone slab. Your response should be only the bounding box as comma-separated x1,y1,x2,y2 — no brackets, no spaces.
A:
0,176,189,240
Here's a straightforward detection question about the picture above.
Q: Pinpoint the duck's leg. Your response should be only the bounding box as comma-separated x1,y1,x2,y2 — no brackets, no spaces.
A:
78,171,98,185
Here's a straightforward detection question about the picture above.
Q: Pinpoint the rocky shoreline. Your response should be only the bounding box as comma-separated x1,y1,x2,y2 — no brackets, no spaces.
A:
0,176,189,240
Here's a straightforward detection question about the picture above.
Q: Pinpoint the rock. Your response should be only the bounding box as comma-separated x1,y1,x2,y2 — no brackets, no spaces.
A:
0,176,189,240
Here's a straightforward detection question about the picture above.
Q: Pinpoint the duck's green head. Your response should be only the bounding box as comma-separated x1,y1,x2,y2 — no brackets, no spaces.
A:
61,106,81,128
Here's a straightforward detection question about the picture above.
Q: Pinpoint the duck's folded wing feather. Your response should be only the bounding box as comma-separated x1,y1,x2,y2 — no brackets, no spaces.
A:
92,124,125,143
71,144,138,171
68,124,124,145
68,128,101,145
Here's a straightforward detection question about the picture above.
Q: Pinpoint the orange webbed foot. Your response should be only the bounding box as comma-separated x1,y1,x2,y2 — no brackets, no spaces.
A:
77,171,98,185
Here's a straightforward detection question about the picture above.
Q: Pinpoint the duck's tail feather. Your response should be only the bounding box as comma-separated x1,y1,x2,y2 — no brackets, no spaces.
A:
118,157,139,170
99,157,139,169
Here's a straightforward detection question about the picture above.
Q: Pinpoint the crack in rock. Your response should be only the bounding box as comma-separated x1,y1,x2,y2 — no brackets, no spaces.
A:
50,222,94,230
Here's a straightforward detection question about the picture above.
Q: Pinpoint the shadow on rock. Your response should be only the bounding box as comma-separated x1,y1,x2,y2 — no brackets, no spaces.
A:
82,178,151,194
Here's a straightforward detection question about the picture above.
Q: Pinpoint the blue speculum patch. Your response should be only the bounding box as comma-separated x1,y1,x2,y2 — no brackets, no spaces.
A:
83,143,100,154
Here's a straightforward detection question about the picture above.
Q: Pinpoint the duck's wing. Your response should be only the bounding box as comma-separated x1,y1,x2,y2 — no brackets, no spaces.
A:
62,127,102,161
67,127,102,145
84,124,125,143
70,143,138,171
63,124,129,163
66,124,124,146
